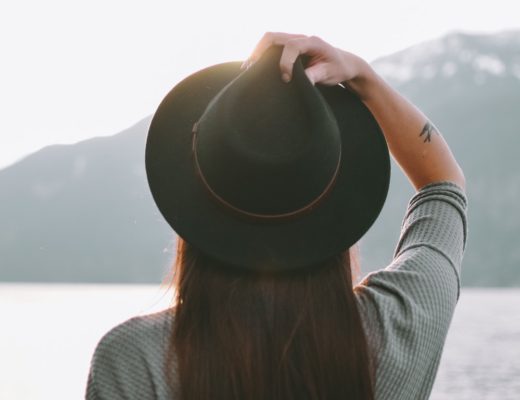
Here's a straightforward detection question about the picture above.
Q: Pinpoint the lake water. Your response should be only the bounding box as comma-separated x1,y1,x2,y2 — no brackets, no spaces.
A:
1,285,519,399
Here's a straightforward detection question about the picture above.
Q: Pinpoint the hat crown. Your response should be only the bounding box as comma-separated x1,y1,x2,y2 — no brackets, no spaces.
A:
194,46,342,217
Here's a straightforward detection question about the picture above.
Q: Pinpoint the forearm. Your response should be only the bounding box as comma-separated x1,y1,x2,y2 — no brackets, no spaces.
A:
345,58,466,192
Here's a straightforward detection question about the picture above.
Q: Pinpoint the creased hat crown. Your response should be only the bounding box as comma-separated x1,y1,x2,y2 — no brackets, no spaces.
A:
193,46,342,218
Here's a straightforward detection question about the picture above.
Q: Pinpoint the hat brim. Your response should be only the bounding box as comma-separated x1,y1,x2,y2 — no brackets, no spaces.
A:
146,61,390,272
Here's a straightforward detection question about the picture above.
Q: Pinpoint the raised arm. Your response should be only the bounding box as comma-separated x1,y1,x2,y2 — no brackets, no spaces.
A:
243,33,466,192
346,62,466,192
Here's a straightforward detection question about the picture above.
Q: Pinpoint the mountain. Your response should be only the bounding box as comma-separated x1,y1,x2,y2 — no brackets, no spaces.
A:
1,29,519,285
368,29,520,286
0,118,174,283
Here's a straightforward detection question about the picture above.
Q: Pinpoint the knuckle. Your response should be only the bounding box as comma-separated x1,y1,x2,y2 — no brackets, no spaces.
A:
286,37,304,49
262,31,274,43
309,35,323,44
284,38,296,49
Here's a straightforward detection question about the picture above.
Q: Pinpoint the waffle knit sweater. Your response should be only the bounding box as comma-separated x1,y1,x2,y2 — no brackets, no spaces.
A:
85,181,468,399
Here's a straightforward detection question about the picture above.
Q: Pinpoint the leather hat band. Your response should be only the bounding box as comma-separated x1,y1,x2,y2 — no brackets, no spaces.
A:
192,122,341,221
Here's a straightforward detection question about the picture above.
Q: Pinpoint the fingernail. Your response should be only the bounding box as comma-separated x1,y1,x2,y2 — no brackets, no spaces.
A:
282,73,290,83
240,60,249,70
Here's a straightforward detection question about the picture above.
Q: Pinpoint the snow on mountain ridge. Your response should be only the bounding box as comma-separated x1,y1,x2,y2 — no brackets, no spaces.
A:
371,30,520,84
473,54,506,76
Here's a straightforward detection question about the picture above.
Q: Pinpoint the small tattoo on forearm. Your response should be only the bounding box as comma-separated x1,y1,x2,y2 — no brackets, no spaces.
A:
419,121,439,143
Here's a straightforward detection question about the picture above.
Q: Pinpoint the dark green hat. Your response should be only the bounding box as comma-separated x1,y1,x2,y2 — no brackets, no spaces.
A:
145,45,390,272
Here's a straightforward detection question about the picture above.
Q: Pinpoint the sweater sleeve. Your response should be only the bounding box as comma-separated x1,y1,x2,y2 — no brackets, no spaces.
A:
354,180,468,400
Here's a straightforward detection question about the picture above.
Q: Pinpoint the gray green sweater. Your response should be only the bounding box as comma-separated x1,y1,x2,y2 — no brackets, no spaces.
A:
86,181,468,399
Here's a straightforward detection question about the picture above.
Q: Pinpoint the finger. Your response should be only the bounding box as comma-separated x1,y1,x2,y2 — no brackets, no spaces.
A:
304,63,329,85
279,37,323,82
242,32,307,69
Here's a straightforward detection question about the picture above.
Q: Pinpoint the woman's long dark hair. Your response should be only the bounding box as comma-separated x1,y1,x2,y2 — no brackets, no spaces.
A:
165,238,374,400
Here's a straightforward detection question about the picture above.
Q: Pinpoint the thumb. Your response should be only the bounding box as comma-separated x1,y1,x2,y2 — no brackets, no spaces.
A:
304,64,328,85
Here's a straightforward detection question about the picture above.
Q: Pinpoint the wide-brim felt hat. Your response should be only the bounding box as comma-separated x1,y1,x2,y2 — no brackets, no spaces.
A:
145,45,390,273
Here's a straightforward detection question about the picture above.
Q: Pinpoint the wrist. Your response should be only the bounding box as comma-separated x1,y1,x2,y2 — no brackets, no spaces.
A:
341,56,379,102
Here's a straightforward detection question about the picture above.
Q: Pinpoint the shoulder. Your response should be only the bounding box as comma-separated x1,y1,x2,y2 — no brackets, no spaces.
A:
97,308,174,349
86,309,176,399
356,246,459,324
91,308,176,372
355,249,461,399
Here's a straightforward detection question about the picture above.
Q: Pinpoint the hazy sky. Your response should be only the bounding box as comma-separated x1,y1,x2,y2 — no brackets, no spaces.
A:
1,0,518,169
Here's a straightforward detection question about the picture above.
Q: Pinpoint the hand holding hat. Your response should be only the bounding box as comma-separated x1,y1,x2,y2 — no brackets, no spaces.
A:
242,32,371,90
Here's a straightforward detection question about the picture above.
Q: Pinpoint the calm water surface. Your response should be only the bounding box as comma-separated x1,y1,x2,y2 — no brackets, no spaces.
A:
1,285,519,399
